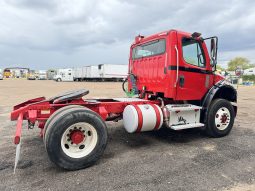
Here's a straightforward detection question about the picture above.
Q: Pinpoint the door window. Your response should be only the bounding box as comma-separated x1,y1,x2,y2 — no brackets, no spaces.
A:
182,38,205,68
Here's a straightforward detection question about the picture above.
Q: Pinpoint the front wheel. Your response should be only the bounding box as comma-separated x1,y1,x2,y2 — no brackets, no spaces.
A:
205,99,235,137
44,107,108,170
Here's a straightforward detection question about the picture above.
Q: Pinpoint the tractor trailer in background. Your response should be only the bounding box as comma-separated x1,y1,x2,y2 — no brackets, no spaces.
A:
74,64,127,81
55,64,128,82
11,30,237,171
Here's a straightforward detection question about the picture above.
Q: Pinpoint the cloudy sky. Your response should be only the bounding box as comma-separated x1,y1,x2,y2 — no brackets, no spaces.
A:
0,0,254,70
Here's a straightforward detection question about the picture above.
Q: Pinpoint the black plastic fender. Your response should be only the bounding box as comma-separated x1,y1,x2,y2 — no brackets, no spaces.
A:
200,80,237,125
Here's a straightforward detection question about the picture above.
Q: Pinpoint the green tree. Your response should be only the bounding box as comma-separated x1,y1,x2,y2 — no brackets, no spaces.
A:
227,57,253,71
216,64,225,71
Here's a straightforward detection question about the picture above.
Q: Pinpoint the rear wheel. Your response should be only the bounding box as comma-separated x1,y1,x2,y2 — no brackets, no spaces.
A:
205,99,235,137
44,107,108,170
43,105,83,143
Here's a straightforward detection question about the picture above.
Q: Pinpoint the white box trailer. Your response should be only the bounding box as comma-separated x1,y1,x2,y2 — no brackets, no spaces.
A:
243,67,255,75
98,64,128,81
72,64,128,82
86,65,100,79
73,67,87,81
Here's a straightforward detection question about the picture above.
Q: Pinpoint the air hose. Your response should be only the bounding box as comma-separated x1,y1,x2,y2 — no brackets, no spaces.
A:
122,74,139,97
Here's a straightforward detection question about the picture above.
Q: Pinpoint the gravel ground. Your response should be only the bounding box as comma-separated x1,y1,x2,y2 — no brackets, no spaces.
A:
0,79,254,191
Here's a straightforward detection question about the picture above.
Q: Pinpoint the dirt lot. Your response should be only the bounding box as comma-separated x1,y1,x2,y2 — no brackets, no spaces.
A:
0,79,255,191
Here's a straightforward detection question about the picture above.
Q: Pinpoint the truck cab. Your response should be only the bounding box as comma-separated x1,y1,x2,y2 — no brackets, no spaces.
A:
54,68,74,82
129,30,224,101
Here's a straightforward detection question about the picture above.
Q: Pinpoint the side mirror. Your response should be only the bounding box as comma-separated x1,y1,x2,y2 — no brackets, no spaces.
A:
210,38,217,67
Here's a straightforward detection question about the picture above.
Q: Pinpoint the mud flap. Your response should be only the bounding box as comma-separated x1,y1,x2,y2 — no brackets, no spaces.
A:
14,141,21,174
13,113,23,174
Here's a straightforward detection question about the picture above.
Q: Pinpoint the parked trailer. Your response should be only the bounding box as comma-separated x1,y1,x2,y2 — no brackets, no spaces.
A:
98,64,128,81
73,66,88,81
243,67,255,75
11,30,237,171
86,65,100,80
74,65,128,81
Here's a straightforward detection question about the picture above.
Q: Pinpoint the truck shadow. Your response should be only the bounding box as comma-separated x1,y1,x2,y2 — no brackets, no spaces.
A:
104,122,207,159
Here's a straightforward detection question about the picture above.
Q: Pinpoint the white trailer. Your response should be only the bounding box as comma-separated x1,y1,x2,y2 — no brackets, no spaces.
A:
73,67,88,81
243,67,255,75
98,64,128,81
87,65,100,79
54,68,74,82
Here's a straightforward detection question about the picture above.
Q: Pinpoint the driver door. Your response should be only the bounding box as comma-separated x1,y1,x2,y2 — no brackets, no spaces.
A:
175,34,213,100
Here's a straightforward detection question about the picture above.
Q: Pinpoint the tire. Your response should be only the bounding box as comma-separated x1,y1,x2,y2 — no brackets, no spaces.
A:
57,78,61,82
43,105,83,143
44,107,108,170
205,98,235,137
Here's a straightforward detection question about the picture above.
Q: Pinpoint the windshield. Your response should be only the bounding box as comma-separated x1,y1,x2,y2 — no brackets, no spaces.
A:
132,39,166,59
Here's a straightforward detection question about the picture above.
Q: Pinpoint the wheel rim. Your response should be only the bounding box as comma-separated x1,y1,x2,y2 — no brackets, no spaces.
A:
61,122,98,158
215,107,231,131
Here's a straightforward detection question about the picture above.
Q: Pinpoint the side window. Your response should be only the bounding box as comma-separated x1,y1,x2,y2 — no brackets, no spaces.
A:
132,39,166,59
182,38,205,68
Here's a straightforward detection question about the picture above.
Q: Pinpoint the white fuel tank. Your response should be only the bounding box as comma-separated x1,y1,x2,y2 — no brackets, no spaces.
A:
123,104,163,133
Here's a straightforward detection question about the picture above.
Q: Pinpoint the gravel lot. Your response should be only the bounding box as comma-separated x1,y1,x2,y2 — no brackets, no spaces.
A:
0,79,255,191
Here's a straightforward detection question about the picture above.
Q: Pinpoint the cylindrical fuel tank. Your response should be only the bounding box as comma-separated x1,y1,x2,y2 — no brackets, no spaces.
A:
123,104,163,133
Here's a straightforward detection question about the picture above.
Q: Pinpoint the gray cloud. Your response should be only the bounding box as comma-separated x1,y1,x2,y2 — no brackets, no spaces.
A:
0,0,254,69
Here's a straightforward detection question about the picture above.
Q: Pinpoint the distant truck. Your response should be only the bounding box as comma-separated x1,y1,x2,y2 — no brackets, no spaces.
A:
47,70,57,80
38,70,47,80
54,68,74,82
0,69,3,80
27,70,36,80
14,70,21,78
4,69,11,78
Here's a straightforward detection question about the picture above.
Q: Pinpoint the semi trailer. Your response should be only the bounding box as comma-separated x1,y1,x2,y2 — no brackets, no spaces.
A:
11,30,237,171
61,64,128,82
98,64,128,81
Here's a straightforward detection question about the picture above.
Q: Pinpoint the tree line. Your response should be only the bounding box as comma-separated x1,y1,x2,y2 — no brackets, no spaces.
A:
221,57,255,71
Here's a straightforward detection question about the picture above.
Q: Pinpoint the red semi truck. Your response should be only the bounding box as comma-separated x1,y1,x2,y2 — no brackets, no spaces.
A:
11,30,237,171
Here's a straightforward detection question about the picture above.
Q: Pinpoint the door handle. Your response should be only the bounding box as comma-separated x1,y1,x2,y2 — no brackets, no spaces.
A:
179,75,185,87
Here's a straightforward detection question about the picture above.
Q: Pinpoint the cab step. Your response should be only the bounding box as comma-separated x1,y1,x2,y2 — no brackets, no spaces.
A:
170,123,204,130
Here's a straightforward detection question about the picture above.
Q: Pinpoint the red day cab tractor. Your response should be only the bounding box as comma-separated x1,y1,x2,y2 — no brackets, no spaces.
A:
11,30,237,171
